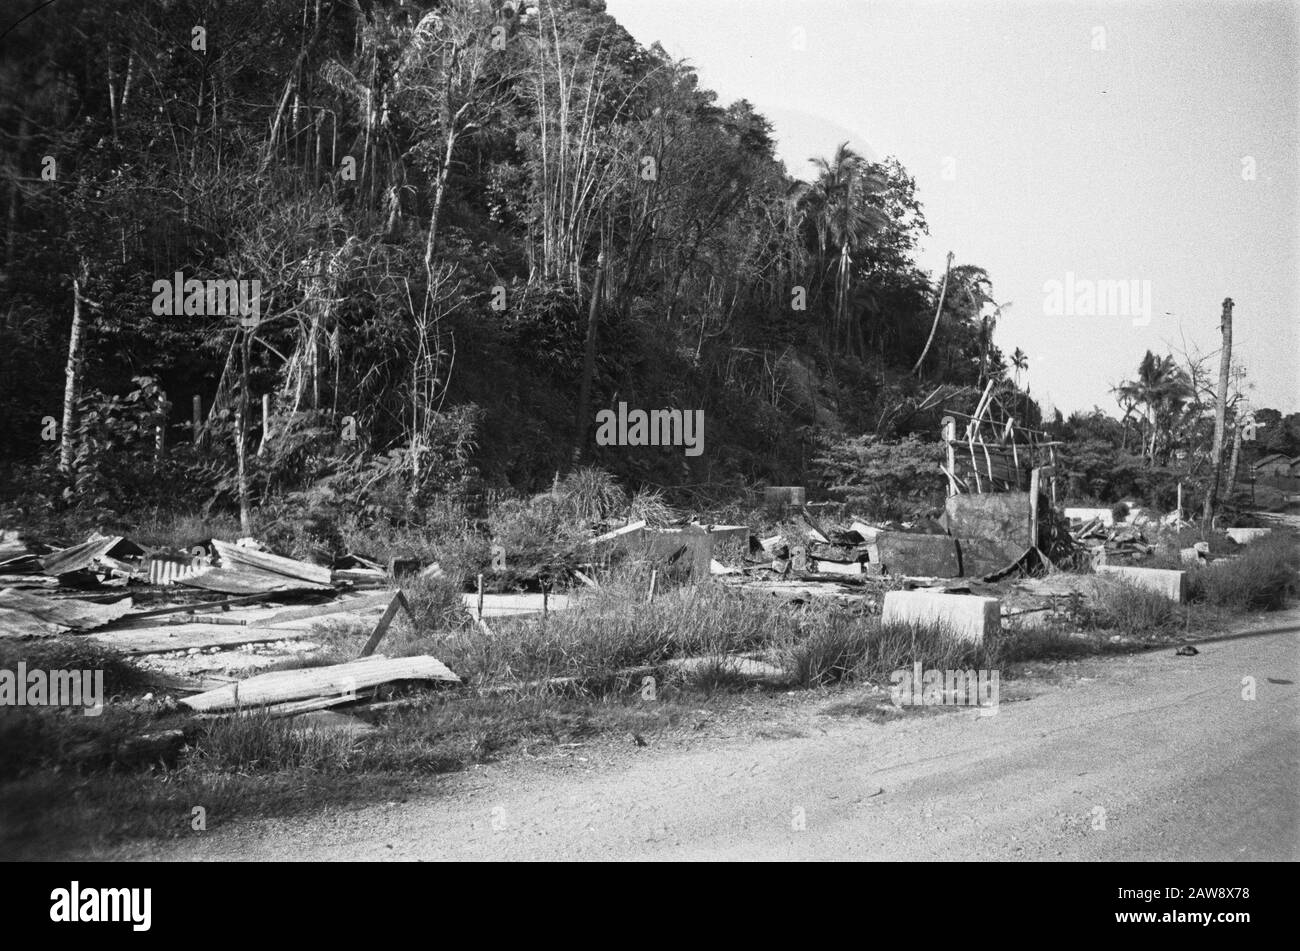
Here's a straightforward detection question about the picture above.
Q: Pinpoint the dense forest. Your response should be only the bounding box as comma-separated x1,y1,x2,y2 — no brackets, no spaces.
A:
0,0,1293,534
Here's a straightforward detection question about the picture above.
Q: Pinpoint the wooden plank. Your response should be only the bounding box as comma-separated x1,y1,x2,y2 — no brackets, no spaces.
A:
88,621,319,655
463,592,575,618
809,560,864,576
587,520,647,546
359,591,417,657
118,592,282,622
210,539,334,586
179,655,460,712
259,592,394,626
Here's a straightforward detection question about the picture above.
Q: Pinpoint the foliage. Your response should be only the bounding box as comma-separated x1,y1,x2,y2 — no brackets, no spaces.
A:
811,433,947,519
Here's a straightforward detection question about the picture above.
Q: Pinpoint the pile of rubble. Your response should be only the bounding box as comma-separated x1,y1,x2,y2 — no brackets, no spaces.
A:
0,531,473,721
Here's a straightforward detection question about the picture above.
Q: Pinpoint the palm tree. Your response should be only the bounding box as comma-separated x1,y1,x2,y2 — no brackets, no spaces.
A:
1010,347,1028,386
1118,351,1193,465
802,143,888,354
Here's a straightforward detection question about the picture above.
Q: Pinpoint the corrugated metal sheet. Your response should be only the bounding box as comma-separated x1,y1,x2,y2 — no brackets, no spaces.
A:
145,553,207,586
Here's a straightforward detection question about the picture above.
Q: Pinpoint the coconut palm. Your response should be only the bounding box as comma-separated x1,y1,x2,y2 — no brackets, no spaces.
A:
1117,351,1194,465
802,143,889,354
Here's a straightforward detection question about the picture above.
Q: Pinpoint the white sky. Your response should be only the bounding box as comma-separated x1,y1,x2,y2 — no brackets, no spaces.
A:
606,0,1300,416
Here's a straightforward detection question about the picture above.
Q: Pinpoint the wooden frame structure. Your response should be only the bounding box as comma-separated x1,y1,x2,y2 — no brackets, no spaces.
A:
940,381,1061,498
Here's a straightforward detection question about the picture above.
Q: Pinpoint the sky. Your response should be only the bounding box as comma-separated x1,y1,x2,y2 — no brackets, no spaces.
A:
605,0,1300,418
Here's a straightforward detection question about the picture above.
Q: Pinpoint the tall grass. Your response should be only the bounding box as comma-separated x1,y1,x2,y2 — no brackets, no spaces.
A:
1188,534,1299,610
1077,577,1183,637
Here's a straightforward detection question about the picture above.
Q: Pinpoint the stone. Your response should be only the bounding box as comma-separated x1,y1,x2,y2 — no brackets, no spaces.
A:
881,590,1001,644
1096,565,1187,602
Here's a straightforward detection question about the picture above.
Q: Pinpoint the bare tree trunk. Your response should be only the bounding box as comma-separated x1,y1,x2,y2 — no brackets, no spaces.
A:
912,252,954,376
6,117,28,268
572,252,605,465
1225,418,1244,502
1203,297,1234,525
59,271,89,474
236,328,253,534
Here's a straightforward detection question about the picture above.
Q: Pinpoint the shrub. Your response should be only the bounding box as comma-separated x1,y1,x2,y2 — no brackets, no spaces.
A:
555,466,628,525
812,433,946,521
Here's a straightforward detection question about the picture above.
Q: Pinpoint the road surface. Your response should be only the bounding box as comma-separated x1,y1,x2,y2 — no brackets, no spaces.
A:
111,606,1300,861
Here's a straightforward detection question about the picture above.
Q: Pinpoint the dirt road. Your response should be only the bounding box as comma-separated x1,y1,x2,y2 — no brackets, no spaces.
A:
112,606,1300,862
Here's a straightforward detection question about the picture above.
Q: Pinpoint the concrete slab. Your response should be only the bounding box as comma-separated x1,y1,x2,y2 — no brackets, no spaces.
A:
881,590,1001,644
1226,527,1272,545
763,486,806,510
873,532,961,578
1096,565,1187,602
944,492,1031,546
1064,507,1115,527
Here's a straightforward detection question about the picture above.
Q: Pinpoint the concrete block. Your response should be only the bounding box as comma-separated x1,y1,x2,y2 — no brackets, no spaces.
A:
1064,507,1115,527
1226,527,1272,545
944,492,1032,547
874,531,961,578
881,590,1001,644
763,486,806,510
639,529,714,580
1096,564,1187,602
955,536,1026,578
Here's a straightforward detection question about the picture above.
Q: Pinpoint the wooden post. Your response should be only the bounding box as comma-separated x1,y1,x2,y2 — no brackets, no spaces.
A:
257,393,271,456
1176,481,1183,520
645,568,658,604
192,394,202,444
542,583,549,617
476,573,484,621
942,416,958,496
1029,467,1041,550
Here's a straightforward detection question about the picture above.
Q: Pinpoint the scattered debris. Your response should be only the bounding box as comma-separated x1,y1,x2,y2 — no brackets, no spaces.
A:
179,655,460,713
0,589,134,638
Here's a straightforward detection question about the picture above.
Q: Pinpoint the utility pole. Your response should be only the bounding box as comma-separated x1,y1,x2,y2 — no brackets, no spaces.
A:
1203,297,1233,527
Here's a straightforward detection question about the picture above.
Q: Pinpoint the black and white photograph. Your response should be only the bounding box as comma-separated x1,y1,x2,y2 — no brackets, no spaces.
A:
0,0,1296,904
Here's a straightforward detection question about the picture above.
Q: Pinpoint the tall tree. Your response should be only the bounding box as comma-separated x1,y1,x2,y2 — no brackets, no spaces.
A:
1204,297,1234,523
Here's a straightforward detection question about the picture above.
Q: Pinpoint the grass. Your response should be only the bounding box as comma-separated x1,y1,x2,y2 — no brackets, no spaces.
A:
2,495,1294,858
1187,533,1300,610
1079,577,1186,638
